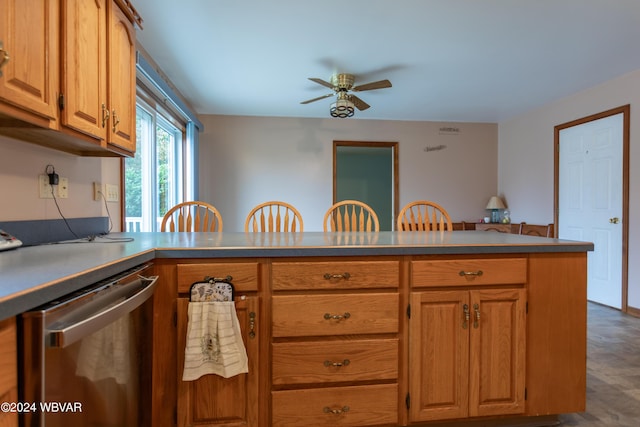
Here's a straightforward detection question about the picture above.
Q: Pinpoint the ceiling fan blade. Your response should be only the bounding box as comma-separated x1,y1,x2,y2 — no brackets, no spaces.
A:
300,93,334,104
352,79,392,92
350,95,370,111
308,77,335,89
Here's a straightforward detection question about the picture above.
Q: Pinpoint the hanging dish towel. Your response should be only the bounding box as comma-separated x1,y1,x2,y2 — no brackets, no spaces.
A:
182,301,248,381
76,312,131,385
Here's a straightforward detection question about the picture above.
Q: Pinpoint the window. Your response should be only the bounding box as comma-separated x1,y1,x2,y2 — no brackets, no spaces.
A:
124,97,193,232
124,53,202,232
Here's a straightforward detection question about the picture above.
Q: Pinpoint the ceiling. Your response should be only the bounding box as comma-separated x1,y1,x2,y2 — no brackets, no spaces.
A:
132,0,640,123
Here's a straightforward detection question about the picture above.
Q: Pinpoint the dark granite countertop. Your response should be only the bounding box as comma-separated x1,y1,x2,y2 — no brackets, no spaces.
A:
0,231,593,320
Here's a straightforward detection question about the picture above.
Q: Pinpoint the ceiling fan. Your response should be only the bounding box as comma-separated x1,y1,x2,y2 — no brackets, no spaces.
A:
300,73,392,118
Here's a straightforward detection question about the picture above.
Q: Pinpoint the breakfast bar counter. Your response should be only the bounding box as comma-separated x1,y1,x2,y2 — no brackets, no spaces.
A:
0,231,591,320
1,231,592,427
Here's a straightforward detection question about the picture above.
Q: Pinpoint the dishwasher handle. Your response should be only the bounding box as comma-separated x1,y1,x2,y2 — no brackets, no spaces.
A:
48,275,159,348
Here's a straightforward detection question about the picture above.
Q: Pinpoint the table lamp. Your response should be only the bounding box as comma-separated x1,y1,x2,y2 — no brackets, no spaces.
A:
485,196,506,223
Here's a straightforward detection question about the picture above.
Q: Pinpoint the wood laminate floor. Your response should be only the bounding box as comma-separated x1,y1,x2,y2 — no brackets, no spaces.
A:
557,302,640,426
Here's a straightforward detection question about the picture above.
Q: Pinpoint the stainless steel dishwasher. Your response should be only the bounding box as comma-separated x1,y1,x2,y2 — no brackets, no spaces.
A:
20,263,158,427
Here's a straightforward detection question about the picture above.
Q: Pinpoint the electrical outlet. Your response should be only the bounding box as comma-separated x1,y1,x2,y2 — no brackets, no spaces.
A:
39,175,54,198
39,175,69,198
58,177,69,198
93,182,103,201
105,184,119,202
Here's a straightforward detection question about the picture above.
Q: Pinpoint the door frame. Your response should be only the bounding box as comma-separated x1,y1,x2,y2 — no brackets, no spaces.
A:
333,141,399,228
554,104,630,312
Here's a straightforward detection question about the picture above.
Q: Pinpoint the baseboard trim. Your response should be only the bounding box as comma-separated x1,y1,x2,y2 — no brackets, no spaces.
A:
626,305,640,318
413,415,559,427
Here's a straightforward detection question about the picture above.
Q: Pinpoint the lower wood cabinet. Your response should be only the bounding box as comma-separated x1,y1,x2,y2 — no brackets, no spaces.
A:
409,288,526,422
176,296,260,427
151,253,586,427
174,261,261,427
272,383,398,427
0,317,17,427
271,259,401,427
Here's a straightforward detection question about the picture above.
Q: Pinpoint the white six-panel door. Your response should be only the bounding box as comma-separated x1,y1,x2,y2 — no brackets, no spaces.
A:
559,113,623,308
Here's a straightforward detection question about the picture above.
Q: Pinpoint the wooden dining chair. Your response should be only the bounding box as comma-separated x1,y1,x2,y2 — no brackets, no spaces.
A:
244,201,303,232
323,200,379,232
397,200,453,231
519,222,554,237
160,201,223,232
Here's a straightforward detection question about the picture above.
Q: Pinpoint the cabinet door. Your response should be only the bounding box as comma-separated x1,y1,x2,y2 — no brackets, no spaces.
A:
107,0,135,152
0,0,58,121
409,291,469,421
177,296,260,427
61,0,107,140
469,288,526,417
0,317,17,427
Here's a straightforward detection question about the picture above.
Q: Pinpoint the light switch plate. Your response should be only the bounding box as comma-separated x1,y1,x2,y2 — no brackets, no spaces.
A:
105,184,119,202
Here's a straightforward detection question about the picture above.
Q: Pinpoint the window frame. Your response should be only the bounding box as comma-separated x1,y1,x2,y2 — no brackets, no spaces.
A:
123,82,195,232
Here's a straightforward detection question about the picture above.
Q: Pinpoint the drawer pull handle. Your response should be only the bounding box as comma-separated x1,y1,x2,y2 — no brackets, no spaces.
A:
323,272,351,280
473,304,480,329
463,304,470,329
324,359,351,367
459,270,483,278
203,275,233,282
323,406,350,415
324,312,351,321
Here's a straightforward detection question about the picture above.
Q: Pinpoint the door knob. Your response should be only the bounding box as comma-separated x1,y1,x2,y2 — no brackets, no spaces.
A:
609,217,620,224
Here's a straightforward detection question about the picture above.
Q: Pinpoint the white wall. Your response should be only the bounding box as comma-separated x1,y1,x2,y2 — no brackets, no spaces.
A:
499,69,640,309
0,135,122,227
198,115,498,231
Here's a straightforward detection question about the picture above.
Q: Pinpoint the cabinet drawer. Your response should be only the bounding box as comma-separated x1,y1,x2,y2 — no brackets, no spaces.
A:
177,262,259,293
412,258,527,287
272,293,399,337
272,338,398,385
272,261,399,290
272,383,398,427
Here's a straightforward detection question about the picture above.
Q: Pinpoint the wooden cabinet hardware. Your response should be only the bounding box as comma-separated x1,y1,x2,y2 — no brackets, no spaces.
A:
324,312,351,321
324,272,351,280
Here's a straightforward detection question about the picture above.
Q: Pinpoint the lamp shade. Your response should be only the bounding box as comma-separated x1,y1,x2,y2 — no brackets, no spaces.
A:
485,196,506,210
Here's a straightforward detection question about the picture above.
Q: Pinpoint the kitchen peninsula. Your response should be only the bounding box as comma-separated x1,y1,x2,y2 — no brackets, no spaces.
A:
0,231,592,427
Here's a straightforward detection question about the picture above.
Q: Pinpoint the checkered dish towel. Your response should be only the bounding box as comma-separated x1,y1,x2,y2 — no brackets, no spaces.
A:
182,301,248,381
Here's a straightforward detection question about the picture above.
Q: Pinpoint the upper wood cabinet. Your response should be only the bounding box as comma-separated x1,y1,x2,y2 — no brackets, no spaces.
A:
61,0,137,155
0,0,59,125
0,0,141,156
60,0,108,142
107,2,136,152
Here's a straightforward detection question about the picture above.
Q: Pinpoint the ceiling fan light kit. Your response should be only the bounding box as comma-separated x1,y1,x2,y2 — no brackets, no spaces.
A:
301,73,392,118
330,93,355,118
